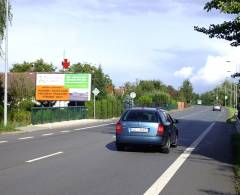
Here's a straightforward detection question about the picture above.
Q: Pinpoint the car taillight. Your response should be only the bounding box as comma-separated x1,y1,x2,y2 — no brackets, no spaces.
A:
116,122,123,134
157,124,164,136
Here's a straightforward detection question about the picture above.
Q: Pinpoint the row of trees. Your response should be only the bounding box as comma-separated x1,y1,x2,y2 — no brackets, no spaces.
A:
123,79,195,108
200,80,233,106
0,58,196,124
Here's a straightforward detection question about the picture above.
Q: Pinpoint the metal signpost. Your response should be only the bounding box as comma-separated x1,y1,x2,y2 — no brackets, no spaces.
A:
130,92,136,107
92,88,100,119
4,0,9,126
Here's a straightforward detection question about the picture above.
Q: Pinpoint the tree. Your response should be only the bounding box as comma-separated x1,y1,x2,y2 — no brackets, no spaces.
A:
10,59,56,72
8,74,35,108
194,0,240,47
69,63,113,99
179,80,193,104
0,0,12,40
137,95,153,107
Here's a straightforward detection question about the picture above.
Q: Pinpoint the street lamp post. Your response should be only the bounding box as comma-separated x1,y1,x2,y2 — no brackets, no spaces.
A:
4,0,9,126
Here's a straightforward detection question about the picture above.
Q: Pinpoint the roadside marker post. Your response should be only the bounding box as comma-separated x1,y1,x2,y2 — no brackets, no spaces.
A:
92,88,100,119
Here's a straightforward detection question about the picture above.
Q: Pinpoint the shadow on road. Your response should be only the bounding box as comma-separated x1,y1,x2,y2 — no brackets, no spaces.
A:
198,189,235,195
105,117,236,194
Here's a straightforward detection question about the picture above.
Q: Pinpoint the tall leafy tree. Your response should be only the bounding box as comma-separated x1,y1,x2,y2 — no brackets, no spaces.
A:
194,0,240,46
0,0,12,39
10,59,56,72
179,80,193,104
0,0,12,55
69,63,113,99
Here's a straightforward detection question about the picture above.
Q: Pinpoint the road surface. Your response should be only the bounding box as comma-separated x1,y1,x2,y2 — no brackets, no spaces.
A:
0,106,236,195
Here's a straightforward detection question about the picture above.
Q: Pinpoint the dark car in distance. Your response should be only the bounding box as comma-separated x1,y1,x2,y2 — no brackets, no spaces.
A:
115,107,179,153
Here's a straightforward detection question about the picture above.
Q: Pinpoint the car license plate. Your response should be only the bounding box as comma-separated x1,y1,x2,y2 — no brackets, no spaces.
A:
129,128,149,133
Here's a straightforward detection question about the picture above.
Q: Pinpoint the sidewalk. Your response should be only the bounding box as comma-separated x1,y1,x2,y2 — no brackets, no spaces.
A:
15,118,119,134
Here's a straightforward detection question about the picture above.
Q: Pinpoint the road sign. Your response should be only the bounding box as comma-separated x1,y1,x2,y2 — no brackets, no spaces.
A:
92,88,100,96
92,88,100,119
130,92,136,99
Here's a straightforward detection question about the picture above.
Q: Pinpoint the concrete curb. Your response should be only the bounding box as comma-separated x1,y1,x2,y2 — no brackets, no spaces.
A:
12,118,119,134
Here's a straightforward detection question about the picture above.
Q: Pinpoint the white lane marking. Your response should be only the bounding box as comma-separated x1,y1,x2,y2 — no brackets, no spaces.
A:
0,141,8,143
26,151,63,163
18,136,34,140
60,130,70,133
144,122,215,195
42,133,54,136
73,123,115,131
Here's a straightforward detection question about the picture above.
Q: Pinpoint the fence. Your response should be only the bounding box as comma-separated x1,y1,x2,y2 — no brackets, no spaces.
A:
31,106,87,125
31,100,176,125
31,99,124,124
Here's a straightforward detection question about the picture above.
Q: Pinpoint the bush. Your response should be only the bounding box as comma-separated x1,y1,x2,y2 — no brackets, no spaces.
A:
151,91,171,107
9,109,31,125
137,95,153,107
0,122,17,133
18,99,34,111
85,97,124,119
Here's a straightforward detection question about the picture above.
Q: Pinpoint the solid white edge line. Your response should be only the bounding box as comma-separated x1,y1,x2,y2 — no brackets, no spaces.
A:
0,141,8,143
144,122,215,195
18,136,34,140
42,133,54,136
73,123,115,131
26,151,64,163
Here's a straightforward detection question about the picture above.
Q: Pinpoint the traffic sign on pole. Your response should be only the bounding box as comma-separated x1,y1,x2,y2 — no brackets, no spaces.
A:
92,88,100,119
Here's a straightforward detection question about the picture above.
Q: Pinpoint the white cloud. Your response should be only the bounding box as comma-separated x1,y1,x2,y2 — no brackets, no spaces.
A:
174,66,193,78
191,47,240,86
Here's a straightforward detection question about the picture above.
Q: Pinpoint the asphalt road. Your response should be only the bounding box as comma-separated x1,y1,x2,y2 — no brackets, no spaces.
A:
0,106,236,195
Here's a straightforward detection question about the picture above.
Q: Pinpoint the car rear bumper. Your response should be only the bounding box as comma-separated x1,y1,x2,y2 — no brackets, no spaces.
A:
116,135,164,146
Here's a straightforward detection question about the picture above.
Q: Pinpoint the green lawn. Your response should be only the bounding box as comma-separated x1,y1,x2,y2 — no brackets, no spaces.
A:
0,123,17,134
227,107,237,124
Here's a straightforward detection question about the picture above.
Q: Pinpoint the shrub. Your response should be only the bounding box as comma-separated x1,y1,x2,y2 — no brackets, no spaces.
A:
9,109,31,125
137,95,153,107
18,99,34,111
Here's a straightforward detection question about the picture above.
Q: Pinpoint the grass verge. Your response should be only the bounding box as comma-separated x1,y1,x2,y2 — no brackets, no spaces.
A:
226,107,237,124
0,122,18,134
232,134,240,194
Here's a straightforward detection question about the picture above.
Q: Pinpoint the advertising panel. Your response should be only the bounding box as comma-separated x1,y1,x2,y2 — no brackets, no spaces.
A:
36,73,91,101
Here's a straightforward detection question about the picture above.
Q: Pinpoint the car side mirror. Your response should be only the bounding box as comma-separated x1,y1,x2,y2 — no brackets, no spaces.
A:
164,121,171,126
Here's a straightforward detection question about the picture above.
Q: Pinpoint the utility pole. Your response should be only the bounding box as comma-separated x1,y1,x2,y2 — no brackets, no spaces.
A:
4,0,9,126
225,85,227,106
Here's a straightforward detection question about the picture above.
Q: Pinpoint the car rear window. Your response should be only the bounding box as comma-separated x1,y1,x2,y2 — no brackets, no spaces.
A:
122,110,158,122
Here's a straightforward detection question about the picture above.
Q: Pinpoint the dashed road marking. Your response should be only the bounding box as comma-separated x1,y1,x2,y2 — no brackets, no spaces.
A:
60,130,70,133
42,133,54,136
144,122,215,195
0,141,8,144
26,151,64,163
18,136,34,140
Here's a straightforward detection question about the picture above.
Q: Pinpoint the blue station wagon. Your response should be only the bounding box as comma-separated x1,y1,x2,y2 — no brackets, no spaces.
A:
115,107,179,153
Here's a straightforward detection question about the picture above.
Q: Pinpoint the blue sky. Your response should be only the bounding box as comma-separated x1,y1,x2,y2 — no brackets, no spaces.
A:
4,0,240,93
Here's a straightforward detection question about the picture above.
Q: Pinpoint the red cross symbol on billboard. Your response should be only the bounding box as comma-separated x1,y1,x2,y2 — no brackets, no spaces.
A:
62,58,70,69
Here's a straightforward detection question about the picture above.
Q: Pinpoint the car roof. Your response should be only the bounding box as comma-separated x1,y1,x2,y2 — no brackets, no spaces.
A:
126,107,168,113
